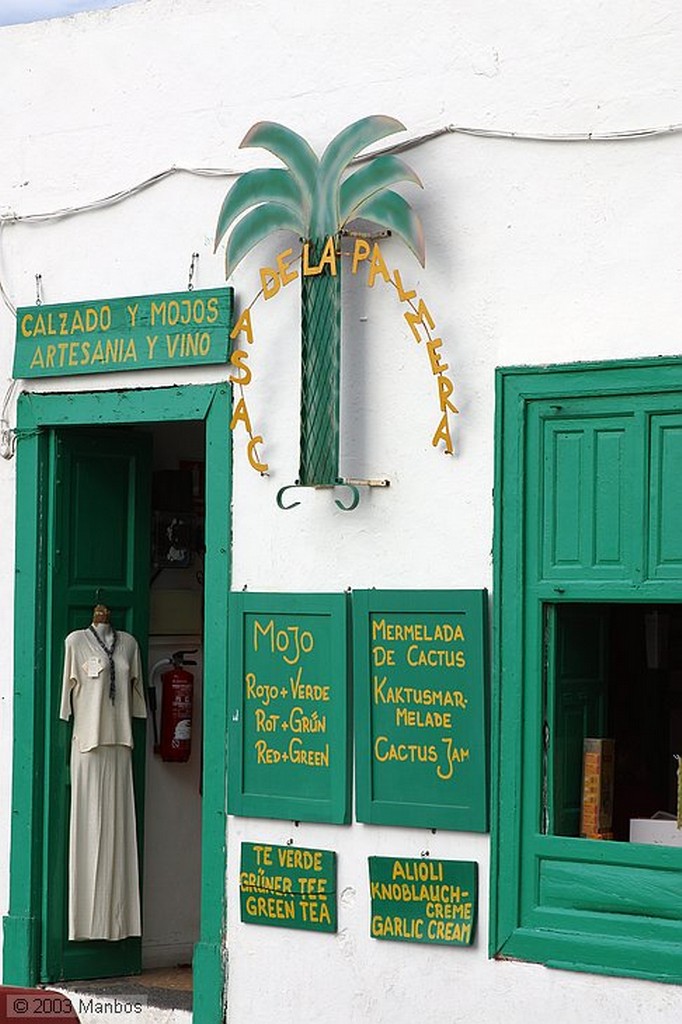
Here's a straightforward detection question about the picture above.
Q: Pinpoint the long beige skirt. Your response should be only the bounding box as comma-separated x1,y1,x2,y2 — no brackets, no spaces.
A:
69,741,141,941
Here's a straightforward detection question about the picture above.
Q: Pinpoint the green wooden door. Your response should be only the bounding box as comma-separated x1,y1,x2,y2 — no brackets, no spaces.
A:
545,605,608,836
42,428,152,982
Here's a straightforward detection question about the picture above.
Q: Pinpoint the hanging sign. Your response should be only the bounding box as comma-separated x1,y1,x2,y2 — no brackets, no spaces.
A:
228,592,351,823
13,287,233,379
354,589,489,831
240,842,337,933
369,857,477,946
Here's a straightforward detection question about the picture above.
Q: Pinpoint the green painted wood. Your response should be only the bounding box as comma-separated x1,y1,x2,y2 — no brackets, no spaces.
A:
648,415,682,578
541,411,635,580
299,241,341,486
493,357,682,983
239,843,337,932
193,384,231,1024
228,592,351,824
368,857,477,946
4,386,230,1024
539,856,682,919
42,429,152,982
354,589,489,832
2,429,49,987
13,289,233,379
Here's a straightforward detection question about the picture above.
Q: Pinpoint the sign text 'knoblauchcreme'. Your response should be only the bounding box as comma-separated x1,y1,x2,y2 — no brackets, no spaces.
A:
369,856,477,946
13,288,233,379
228,239,456,474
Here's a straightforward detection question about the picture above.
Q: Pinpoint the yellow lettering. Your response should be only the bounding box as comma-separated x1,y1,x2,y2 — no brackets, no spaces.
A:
29,346,44,369
432,412,453,454
247,436,269,474
230,397,253,434
367,243,391,287
21,314,34,338
392,268,416,303
404,299,435,343
276,247,299,287
229,348,252,386
230,308,254,344
427,337,448,375
260,265,281,300
438,374,458,414
352,238,370,274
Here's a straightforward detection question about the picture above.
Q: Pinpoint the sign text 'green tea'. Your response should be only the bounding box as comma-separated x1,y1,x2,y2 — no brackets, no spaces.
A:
240,843,337,933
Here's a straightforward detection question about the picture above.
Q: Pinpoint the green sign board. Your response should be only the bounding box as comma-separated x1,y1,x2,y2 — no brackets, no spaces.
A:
369,856,477,946
13,287,233,378
228,592,351,823
354,590,489,831
240,842,337,933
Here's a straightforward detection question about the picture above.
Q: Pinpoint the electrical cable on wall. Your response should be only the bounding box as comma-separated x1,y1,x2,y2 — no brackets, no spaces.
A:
2,115,682,458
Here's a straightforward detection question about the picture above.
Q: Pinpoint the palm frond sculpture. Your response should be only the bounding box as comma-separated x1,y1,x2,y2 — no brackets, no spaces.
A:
215,116,425,502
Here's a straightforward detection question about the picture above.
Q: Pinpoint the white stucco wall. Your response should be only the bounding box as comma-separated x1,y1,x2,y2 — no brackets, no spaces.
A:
2,1,682,1021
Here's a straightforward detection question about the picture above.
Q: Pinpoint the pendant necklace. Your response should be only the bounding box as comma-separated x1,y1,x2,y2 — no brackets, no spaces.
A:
89,625,118,703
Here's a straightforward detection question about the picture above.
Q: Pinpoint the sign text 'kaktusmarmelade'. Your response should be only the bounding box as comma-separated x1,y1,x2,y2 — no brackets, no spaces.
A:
13,288,233,379
354,590,489,832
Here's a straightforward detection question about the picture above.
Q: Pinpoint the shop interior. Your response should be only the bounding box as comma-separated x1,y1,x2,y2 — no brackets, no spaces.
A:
547,603,682,844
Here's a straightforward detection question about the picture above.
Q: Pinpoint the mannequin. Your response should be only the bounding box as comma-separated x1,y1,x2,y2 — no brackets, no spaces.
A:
60,603,146,941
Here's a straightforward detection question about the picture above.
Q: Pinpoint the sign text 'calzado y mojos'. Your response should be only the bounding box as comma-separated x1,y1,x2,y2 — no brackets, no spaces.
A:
13,288,233,379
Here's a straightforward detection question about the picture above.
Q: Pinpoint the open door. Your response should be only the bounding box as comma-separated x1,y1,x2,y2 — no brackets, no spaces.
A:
41,428,152,982
545,604,609,836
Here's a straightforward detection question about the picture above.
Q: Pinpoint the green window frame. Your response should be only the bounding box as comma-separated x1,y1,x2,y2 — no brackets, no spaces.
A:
492,357,682,985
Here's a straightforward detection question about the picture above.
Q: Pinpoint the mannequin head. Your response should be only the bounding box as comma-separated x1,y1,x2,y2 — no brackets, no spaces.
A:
92,604,111,625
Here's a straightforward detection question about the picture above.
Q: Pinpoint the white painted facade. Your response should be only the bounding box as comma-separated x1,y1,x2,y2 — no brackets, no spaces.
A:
2,0,682,1021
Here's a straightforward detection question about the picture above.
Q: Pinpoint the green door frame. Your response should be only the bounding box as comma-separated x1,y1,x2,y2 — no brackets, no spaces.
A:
3,384,231,1024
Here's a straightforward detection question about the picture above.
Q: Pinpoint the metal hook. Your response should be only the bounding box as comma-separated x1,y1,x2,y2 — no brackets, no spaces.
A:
334,482,360,512
187,252,199,291
276,484,302,510
35,274,43,306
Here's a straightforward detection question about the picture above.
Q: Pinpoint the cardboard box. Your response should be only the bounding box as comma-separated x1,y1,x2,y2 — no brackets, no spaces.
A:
629,818,682,847
580,738,615,839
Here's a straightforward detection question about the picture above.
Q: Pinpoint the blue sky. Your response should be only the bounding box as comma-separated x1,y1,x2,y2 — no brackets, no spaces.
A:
0,0,136,25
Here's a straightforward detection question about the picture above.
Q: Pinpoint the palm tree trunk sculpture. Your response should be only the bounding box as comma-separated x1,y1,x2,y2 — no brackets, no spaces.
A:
214,116,425,507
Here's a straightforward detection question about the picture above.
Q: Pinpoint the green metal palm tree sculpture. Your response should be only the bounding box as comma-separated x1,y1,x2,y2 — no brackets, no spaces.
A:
215,115,425,508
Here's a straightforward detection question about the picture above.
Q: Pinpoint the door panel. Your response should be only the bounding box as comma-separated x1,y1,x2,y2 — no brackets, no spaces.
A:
541,413,636,580
42,428,151,982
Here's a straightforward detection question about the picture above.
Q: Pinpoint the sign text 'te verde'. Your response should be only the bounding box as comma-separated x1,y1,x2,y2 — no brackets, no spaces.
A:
240,842,337,933
13,288,233,379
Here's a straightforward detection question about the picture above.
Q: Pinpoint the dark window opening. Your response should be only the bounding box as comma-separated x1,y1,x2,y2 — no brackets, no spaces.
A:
545,603,682,843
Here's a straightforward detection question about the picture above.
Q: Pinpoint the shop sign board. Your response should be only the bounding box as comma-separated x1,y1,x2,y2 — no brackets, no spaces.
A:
354,590,489,831
13,287,233,378
369,856,477,946
228,592,351,823
240,842,337,933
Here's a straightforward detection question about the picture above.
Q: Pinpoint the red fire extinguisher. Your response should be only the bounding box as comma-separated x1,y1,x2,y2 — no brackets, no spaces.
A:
155,650,197,763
